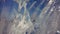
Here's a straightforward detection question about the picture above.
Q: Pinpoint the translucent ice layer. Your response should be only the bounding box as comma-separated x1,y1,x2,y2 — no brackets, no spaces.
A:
0,0,60,34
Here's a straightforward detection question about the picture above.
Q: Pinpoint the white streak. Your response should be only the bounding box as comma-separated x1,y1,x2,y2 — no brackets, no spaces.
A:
29,1,36,9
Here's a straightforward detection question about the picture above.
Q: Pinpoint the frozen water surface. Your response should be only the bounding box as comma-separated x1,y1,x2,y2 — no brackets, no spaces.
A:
0,0,60,34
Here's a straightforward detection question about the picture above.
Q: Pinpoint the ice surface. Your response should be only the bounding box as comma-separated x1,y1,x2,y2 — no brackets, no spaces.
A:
0,0,60,34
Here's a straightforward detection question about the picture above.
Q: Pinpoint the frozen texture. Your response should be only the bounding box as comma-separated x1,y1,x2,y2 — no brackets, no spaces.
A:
0,0,60,34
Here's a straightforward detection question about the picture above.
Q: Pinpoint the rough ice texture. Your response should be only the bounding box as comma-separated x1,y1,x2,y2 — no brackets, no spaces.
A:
0,0,60,34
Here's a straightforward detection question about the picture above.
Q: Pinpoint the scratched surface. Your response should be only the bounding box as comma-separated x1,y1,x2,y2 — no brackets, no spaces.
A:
0,0,60,34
